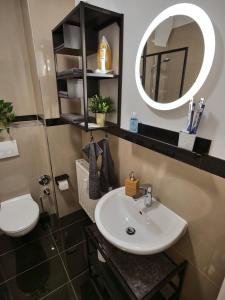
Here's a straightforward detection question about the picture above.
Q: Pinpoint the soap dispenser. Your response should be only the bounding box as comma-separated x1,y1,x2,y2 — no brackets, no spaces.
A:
125,171,139,197
129,112,138,133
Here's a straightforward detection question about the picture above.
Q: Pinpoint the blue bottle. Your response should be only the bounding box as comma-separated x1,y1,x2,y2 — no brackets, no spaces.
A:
129,112,138,133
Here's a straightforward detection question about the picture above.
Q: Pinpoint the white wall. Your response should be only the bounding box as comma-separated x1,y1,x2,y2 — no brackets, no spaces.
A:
84,0,225,160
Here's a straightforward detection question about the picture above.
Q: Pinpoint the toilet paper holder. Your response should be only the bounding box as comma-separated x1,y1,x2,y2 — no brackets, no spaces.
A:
55,174,69,185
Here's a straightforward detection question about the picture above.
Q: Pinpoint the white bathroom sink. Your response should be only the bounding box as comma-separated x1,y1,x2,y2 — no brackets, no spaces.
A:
95,187,187,255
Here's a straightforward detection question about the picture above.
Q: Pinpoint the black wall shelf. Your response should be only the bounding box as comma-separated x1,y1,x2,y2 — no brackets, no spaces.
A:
107,126,203,168
57,72,119,80
138,123,211,155
105,124,225,179
52,2,122,32
60,113,116,131
13,115,225,179
53,24,98,56
52,1,124,132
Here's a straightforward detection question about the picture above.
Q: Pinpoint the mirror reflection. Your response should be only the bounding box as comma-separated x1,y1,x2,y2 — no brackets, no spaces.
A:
140,16,204,103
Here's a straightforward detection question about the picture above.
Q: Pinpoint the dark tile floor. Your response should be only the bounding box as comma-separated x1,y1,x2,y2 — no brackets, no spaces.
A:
0,210,101,300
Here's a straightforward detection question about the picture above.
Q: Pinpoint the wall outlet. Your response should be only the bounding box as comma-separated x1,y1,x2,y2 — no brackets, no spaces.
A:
0,140,19,159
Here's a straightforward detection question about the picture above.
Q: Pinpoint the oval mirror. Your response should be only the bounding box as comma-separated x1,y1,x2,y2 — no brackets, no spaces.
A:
135,3,215,110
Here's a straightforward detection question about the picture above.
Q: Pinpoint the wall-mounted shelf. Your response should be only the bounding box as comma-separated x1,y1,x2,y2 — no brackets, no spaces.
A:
54,45,81,56
12,114,225,180
60,113,115,131
137,123,211,155
54,44,98,56
85,73,119,79
52,1,124,132
53,24,98,56
60,113,84,123
57,71,119,80
106,123,212,170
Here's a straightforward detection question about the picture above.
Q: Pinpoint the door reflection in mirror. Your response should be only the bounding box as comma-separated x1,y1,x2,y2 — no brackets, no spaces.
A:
140,16,204,104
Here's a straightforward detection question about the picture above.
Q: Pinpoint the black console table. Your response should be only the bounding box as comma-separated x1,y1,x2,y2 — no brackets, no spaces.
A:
85,224,187,300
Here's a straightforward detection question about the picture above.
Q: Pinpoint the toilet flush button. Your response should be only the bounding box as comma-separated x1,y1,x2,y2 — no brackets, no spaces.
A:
0,140,19,159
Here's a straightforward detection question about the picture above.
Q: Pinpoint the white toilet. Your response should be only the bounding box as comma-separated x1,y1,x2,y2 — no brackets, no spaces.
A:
217,278,225,300
0,194,39,237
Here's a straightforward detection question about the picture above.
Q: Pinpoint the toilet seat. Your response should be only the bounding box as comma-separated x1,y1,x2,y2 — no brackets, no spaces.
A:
0,194,39,237
217,278,225,300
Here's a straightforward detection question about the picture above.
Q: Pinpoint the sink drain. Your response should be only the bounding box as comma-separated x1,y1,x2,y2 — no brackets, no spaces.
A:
126,227,136,235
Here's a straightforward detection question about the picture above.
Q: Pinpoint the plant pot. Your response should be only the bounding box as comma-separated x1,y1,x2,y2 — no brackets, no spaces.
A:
0,128,10,141
96,113,106,127
0,122,11,139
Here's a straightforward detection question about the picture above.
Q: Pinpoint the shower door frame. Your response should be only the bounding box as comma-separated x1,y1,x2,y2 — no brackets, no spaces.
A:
141,46,188,102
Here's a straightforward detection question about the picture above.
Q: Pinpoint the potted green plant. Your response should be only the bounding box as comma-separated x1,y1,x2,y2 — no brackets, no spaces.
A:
88,94,113,127
0,99,16,134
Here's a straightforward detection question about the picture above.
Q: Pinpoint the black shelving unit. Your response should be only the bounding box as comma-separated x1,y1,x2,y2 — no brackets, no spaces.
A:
52,1,124,132
86,224,187,300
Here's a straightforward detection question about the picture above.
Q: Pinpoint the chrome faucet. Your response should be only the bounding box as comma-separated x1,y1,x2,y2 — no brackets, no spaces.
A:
141,184,153,207
133,184,153,207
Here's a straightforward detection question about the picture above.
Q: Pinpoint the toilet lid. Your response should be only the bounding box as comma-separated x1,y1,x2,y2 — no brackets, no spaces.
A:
217,278,225,300
0,194,39,234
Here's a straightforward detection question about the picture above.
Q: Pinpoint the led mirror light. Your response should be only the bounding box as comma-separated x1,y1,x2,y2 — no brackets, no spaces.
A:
135,3,215,110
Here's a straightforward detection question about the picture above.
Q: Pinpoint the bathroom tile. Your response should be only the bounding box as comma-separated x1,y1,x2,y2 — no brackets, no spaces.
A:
0,215,50,256
0,234,27,257
180,263,219,300
0,235,57,284
72,271,101,300
49,209,88,233
53,218,91,252
46,125,82,217
0,256,68,300
158,166,225,286
0,0,37,116
26,0,75,119
60,210,89,227
0,125,53,208
60,242,88,280
41,282,76,300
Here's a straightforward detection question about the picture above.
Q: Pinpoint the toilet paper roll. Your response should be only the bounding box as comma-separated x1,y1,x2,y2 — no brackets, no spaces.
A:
58,179,69,191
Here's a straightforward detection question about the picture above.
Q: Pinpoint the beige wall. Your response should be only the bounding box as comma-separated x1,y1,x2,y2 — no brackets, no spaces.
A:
19,0,83,217
0,122,55,214
24,0,75,119
0,0,55,214
47,125,83,217
82,130,225,300
166,22,204,101
20,0,44,117
0,0,37,116
0,0,82,218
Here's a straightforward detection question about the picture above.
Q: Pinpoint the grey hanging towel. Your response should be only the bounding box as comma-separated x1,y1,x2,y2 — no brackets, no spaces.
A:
98,138,117,193
82,141,102,200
